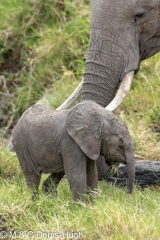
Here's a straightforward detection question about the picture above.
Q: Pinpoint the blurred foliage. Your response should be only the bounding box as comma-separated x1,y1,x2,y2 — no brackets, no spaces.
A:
0,0,160,159
0,0,89,128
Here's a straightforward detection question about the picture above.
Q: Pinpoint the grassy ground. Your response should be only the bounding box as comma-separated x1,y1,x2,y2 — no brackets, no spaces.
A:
0,0,160,239
1,147,160,240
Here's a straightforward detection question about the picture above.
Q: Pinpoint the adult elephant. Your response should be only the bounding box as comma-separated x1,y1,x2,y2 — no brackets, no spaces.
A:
57,0,160,111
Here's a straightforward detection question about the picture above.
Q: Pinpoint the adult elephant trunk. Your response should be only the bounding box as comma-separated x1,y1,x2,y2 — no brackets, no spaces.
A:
57,0,140,111
82,0,139,108
82,50,128,108
82,43,136,108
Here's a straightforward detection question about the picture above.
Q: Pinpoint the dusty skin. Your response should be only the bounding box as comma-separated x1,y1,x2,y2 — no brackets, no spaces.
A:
12,101,135,201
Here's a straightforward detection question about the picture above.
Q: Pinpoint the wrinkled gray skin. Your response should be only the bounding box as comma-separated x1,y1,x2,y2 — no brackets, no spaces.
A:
82,0,160,107
12,101,135,201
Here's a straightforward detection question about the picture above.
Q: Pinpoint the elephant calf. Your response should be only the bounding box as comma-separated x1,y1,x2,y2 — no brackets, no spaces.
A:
12,101,135,201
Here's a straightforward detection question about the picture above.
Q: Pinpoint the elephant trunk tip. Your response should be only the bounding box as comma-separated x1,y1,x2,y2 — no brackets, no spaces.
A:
126,182,134,194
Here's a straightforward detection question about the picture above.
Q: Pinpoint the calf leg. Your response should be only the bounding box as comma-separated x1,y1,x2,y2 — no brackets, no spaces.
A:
61,131,87,201
25,172,41,200
13,143,41,200
87,159,98,198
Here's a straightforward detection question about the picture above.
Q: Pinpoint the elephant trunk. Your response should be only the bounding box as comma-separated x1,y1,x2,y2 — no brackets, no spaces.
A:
81,27,136,108
82,51,125,107
81,0,139,109
125,153,135,194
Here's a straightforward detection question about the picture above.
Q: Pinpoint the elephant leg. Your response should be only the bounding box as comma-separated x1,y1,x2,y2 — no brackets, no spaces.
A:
25,172,41,200
13,144,41,200
86,159,98,198
42,172,65,194
61,131,87,201
64,155,87,201
66,165,86,201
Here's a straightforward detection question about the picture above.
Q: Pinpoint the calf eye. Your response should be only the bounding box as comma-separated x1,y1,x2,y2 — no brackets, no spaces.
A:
119,138,124,149
119,137,123,144
135,12,144,18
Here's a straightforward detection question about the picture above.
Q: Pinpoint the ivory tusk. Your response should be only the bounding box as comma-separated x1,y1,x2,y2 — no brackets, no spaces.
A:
105,71,135,112
56,79,83,110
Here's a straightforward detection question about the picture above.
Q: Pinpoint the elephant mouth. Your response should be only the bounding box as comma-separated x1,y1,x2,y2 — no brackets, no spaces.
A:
105,158,118,166
57,70,135,112
105,154,125,165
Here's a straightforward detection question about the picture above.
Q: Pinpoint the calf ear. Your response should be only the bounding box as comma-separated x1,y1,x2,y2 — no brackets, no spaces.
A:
66,102,102,161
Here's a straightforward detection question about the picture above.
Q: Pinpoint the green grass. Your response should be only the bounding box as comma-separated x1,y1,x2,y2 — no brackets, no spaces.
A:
0,0,160,239
0,0,89,120
1,147,160,239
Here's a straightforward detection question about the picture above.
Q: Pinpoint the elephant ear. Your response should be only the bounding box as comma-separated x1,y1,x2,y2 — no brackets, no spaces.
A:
66,102,102,161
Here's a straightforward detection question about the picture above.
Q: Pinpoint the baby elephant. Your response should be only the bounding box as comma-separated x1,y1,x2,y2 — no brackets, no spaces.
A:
12,101,135,201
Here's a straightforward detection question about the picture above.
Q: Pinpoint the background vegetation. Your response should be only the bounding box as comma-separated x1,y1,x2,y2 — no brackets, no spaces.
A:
0,0,160,239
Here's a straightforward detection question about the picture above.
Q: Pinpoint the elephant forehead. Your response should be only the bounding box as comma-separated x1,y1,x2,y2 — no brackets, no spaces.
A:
91,0,131,18
108,117,129,135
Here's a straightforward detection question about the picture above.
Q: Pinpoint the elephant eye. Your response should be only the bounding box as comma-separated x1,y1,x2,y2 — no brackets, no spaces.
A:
135,12,144,18
134,9,145,23
119,137,123,144
119,144,124,150
119,138,124,149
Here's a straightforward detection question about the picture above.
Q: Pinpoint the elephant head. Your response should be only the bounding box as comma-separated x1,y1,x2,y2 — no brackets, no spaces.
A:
66,101,135,193
57,0,160,111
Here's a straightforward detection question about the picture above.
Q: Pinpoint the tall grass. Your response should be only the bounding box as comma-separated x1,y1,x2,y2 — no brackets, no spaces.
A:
0,0,89,120
1,147,160,239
